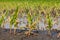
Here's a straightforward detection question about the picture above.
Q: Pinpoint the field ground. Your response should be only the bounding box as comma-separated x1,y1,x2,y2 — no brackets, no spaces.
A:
0,28,60,40
0,0,60,40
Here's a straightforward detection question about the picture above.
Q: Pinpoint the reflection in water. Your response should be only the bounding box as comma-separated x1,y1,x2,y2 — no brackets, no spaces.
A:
52,18,58,29
39,18,46,30
52,17,60,30
3,15,60,30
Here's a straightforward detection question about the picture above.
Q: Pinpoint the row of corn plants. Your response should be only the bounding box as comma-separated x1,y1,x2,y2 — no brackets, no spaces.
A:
0,6,60,37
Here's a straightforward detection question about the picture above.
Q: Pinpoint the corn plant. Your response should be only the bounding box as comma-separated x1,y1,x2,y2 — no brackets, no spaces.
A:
46,13,53,36
0,10,8,28
25,11,40,37
0,14,4,27
10,6,19,34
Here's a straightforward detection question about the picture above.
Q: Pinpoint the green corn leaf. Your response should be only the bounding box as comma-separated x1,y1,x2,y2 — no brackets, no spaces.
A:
27,13,32,24
46,13,53,30
10,6,19,26
0,10,8,26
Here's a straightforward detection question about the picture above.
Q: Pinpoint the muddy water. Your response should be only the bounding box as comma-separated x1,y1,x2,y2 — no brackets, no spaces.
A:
4,15,60,30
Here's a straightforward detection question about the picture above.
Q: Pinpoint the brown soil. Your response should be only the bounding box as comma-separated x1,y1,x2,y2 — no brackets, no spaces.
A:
0,29,60,40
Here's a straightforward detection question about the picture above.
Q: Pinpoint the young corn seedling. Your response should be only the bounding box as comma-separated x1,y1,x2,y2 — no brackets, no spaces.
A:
10,6,19,34
0,14,4,32
0,14,4,27
25,12,40,37
0,11,7,32
0,10,8,32
46,13,53,36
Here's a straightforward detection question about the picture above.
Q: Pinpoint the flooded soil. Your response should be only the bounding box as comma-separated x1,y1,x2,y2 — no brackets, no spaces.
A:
0,28,60,40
